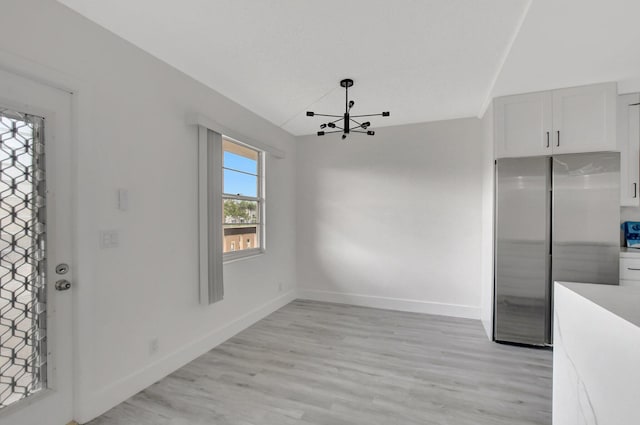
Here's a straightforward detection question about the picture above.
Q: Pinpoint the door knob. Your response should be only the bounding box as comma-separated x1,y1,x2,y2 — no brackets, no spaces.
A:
56,263,69,275
55,280,71,291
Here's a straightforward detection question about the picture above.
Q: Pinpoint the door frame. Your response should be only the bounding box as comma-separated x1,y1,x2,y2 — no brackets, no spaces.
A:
0,66,74,424
0,48,93,424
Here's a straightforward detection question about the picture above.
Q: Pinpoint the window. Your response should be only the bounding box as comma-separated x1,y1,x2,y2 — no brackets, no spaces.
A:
197,122,280,305
222,138,264,259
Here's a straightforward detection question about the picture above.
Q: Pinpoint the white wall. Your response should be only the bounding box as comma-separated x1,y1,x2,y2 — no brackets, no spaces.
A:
622,207,640,223
295,119,484,318
480,105,495,338
0,1,296,422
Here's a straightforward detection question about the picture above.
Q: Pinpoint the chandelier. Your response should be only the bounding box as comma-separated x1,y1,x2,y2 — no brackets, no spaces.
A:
306,79,390,140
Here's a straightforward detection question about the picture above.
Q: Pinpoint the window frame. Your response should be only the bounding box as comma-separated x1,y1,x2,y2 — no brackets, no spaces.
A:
222,136,265,262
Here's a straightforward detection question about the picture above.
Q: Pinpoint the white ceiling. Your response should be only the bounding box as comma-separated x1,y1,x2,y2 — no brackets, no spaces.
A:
57,0,640,136
491,0,640,99
56,0,529,135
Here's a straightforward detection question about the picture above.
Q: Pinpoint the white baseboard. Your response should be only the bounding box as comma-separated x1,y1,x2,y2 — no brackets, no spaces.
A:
76,290,297,423
297,289,480,320
481,314,493,340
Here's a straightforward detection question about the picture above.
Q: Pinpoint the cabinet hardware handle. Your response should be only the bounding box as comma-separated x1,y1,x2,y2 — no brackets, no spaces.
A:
628,268,640,271
546,131,550,148
635,183,638,198
556,130,560,147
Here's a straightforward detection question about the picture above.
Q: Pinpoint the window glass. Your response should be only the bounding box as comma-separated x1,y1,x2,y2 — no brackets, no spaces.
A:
223,199,258,224
222,138,262,256
223,169,258,197
224,151,257,174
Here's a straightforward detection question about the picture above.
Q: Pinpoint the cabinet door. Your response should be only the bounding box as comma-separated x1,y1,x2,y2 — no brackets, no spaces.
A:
552,83,617,154
619,93,640,206
494,92,552,158
620,256,640,280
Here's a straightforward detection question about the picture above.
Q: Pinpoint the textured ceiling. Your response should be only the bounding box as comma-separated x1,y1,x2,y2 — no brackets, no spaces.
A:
57,0,530,135
491,0,640,99
56,0,640,136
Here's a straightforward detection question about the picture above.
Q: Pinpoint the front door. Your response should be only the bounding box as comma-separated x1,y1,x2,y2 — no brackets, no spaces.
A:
0,68,74,425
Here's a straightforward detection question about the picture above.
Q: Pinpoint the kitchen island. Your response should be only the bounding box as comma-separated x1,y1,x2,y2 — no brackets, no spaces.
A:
553,281,640,424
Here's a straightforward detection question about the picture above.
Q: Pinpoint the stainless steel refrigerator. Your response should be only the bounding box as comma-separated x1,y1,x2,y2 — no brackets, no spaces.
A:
494,152,620,346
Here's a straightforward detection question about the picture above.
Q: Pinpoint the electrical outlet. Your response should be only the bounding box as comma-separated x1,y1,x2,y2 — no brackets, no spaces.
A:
149,338,159,356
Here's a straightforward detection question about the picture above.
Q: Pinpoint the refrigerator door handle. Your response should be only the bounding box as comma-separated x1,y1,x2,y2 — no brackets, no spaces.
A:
634,182,637,198
546,131,550,148
556,130,560,147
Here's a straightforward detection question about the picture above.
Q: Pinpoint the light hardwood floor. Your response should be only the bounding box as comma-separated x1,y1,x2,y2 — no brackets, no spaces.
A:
89,300,552,425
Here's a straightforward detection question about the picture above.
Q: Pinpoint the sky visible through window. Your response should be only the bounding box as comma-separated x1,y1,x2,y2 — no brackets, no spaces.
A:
224,151,258,197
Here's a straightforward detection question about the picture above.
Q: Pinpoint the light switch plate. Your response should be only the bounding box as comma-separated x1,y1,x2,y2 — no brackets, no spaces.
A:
100,230,119,249
117,189,129,211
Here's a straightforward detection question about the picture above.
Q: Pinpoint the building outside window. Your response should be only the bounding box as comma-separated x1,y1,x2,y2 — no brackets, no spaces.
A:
222,138,264,259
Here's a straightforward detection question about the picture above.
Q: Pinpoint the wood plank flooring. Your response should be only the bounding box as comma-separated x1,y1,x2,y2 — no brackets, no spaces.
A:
88,300,552,425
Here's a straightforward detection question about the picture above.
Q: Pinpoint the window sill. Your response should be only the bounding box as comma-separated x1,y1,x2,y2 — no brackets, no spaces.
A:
223,248,264,265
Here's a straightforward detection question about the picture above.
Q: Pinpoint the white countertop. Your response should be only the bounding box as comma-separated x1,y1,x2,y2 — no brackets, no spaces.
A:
620,247,640,258
553,282,640,424
557,281,640,328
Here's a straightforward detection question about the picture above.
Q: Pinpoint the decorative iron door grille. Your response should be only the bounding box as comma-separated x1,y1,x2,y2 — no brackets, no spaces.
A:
0,108,47,409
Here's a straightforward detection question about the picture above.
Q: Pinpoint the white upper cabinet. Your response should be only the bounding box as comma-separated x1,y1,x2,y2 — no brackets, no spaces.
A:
619,93,640,206
494,83,617,158
552,83,617,154
494,92,552,158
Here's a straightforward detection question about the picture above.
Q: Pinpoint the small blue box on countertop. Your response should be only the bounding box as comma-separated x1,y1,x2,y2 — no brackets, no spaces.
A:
623,221,640,248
